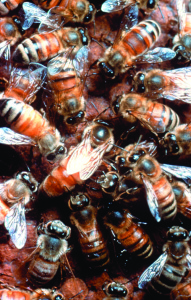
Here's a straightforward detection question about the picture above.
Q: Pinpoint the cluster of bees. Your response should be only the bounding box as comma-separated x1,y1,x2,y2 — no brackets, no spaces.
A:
1,0,191,299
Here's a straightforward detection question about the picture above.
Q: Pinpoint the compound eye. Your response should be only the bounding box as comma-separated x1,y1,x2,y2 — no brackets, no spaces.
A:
168,229,188,241
147,0,156,9
46,153,56,161
54,295,63,300
84,12,92,23
99,62,115,78
66,111,85,125
168,134,176,141
135,72,145,93
56,145,66,155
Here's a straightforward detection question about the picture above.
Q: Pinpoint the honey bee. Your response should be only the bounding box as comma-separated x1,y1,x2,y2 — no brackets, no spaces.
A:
138,226,191,297
0,0,24,16
45,46,88,124
133,67,191,103
2,63,47,104
98,17,175,79
104,208,153,259
22,0,96,25
40,121,114,197
103,282,129,300
116,144,177,222
69,195,110,269
12,26,90,65
27,220,71,285
0,98,66,159
0,171,38,249
172,0,191,63
0,288,64,300
112,93,180,135
171,181,191,220
101,0,159,13
170,280,191,300
160,123,191,160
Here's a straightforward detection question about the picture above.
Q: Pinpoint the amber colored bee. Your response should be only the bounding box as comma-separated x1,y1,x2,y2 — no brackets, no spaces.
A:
138,226,191,297
3,64,46,104
0,17,21,45
112,93,180,135
0,0,24,16
69,195,110,269
103,282,129,300
0,98,65,159
116,144,177,222
98,18,175,79
0,288,64,300
31,0,96,24
101,0,158,13
170,280,191,300
27,220,71,285
160,123,191,159
12,27,89,65
133,67,191,103
171,181,191,220
0,171,38,249
45,47,88,125
104,208,153,259
40,121,114,197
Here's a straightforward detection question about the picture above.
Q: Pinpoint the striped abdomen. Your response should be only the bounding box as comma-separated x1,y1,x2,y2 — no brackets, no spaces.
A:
114,20,161,60
148,262,187,297
27,255,60,285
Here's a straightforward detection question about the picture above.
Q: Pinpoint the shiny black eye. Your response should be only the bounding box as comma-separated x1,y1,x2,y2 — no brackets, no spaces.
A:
168,134,176,141
134,72,145,93
46,153,56,161
47,223,68,238
116,156,126,168
56,145,66,155
108,283,127,297
112,97,121,114
66,111,84,125
129,150,145,163
54,295,63,300
147,0,156,9
84,13,92,23
168,229,188,241
99,62,115,78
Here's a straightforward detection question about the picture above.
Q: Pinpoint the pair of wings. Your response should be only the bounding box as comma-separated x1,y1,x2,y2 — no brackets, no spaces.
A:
138,251,191,289
66,131,113,181
141,163,191,222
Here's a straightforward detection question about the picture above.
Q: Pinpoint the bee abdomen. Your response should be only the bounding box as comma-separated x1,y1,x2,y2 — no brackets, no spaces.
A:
27,255,60,285
148,263,187,296
121,20,160,57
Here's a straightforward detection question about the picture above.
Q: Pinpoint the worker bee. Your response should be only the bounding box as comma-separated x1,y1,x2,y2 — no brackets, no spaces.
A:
45,46,88,124
116,143,177,222
133,67,191,103
171,181,191,220
101,0,159,13
170,279,191,300
0,0,24,16
22,1,96,26
104,208,153,259
69,195,110,269
103,282,129,300
2,63,47,104
112,93,180,135
138,226,191,297
12,26,90,65
98,15,175,79
0,98,66,159
40,121,114,197
160,123,191,160
172,0,191,63
27,220,71,285
0,171,38,249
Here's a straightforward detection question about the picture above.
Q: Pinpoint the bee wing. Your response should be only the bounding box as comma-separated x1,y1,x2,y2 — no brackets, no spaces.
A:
73,46,89,79
0,41,11,75
176,0,186,34
161,164,191,185
135,47,176,64
186,254,191,268
21,2,47,30
138,252,168,289
142,177,161,222
101,0,129,13
4,202,27,249
38,6,68,33
67,133,111,180
0,127,35,146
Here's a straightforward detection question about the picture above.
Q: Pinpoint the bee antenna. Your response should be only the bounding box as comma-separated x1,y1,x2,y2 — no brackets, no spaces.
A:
91,37,104,48
134,134,143,151
158,4,165,20
112,144,130,153
93,106,111,120
68,289,84,299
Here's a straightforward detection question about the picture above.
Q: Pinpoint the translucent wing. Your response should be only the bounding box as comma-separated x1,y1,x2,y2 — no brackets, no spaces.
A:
101,0,129,13
142,177,161,222
67,133,111,180
135,47,176,64
21,2,47,30
161,164,191,182
38,6,67,33
4,202,27,249
73,46,89,79
0,127,35,145
186,254,191,268
138,252,168,289
0,41,11,75
176,0,186,34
